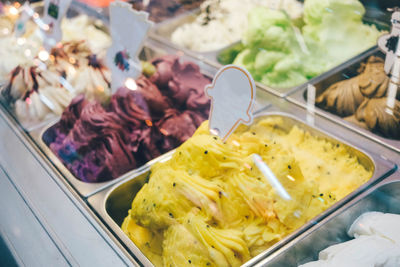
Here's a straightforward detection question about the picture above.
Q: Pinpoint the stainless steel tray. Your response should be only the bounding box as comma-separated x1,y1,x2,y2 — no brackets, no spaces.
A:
287,48,400,153
256,170,400,267
87,111,395,267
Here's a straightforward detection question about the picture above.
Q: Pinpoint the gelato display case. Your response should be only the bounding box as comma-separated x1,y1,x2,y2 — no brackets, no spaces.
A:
0,0,399,266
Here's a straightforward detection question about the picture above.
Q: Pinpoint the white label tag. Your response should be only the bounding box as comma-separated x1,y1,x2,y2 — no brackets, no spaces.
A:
306,83,316,126
378,10,400,113
378,10,400,74
41,0,72,50
205,65,256,141
106,0,153,93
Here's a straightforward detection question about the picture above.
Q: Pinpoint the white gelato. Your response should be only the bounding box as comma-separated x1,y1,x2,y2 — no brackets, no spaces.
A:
300,212,400,267
348,211,400,244
171,0,303,52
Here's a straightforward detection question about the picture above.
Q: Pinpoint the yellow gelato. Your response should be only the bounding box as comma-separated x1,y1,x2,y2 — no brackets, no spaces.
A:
122,117,372,267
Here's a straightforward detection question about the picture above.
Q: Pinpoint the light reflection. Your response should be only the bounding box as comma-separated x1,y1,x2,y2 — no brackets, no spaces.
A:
17,37,26,45
8,6,18,16
306,84,316,126
67,66,76,76
24,49,31,57
38,50,49,61
42,24,50,31
33,59,47,70
38,93,55,111
59,77,75,93
219,191,229,198
244,163,252,170
293,210,302,218
385,82,397,115
385,107,394,116
209,128,219,136
232,140,241,147
160,128,169,136
286,174,295,182
252,154,291,201
69,57,76,64
125,78,137,91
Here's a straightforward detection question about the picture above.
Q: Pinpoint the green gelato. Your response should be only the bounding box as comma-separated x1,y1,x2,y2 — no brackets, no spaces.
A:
229,0,383,89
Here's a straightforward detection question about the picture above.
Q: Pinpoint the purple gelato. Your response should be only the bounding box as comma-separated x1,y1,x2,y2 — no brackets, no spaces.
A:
43,55,211,183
